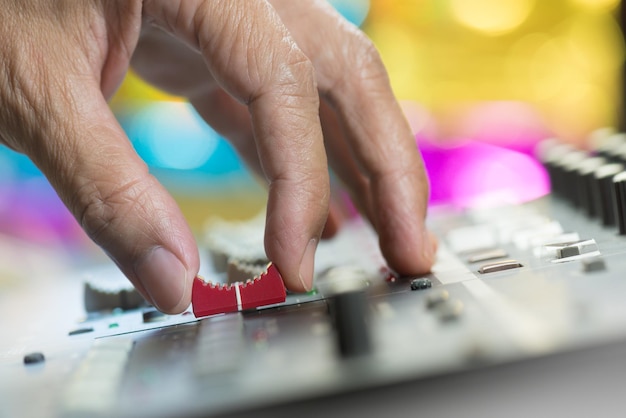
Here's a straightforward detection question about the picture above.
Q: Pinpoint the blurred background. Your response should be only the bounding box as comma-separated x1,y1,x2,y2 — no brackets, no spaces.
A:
0,0,623,261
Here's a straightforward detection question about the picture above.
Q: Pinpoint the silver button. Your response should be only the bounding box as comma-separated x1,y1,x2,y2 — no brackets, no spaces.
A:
478,260,523,274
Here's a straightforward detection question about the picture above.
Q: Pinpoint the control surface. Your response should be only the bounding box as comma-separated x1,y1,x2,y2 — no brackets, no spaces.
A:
3,191,626,417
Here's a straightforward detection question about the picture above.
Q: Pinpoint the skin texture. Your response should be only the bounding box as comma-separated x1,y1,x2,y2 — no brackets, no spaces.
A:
0,0,436,314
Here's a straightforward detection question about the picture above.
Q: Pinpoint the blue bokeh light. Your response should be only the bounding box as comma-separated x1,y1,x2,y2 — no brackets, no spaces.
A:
121,101,247,177
328,0,370,27
0,146,44,182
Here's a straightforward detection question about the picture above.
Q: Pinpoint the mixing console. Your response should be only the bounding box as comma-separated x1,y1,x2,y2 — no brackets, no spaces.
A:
4,134,626,417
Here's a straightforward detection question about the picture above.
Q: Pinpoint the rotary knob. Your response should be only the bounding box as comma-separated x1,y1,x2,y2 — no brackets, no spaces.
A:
558,151,587,206
83,266,146,313
593,163,623,226
614,171,626,235
536,140,573,197
577,156,606,218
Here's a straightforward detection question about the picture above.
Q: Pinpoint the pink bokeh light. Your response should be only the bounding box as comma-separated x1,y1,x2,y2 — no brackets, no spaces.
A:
0,179,88,246
420,139,550,208
402,100,551,208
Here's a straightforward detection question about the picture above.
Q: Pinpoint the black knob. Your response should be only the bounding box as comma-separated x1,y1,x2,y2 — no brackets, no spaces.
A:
593,163,624,226
329,286,371,358
614,171,626,235
559,151,587,205
536,141,573,197
577,156,606,217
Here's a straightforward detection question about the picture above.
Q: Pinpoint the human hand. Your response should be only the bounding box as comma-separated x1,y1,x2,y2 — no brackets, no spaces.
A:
0,0,436,314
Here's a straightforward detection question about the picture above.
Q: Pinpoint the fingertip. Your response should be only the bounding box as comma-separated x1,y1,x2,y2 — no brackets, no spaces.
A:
380,224,438,277
267,235,318,294
264,192,326,294
134,246,195,314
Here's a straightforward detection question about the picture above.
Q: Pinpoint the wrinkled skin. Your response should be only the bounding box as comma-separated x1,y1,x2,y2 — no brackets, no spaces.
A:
0,0,436,314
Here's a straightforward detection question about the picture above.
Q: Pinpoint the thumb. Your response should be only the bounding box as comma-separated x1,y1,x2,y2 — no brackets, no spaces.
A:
0,0,198,314
30,88,199,314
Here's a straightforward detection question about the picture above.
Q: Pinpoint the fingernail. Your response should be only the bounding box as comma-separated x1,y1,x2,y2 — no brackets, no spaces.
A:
135,247,188,313
298,238,318,292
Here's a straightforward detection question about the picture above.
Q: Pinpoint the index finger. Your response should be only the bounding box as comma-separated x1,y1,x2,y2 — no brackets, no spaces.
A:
143,0,329,291
269,0,436,275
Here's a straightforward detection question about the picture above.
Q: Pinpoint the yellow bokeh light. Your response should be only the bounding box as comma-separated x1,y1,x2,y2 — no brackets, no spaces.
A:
366,20,426,100
109,0,624,143
529,39,571,100
506,33,551,97
563,13,625,77
540,82,613,143
569,0,619,12
449,0,535,35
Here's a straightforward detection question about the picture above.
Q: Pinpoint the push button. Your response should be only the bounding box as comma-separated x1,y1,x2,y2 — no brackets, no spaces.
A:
478,260,523,274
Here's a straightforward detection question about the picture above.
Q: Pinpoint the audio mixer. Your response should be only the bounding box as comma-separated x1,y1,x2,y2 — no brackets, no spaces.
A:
4,134,626,417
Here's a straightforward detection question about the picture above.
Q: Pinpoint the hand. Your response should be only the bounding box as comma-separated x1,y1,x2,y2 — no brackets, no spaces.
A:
0,0,436,314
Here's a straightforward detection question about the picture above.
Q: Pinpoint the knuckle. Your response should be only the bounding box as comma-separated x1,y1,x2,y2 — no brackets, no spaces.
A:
264,44,318,101
320,29,389,97
285,46,316,81
304,172,330,207
348,33,387,84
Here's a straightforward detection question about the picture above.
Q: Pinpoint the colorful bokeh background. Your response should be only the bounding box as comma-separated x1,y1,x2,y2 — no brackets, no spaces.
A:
0,0,623,249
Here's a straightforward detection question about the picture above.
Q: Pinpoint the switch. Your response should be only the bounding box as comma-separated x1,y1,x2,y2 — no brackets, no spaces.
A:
534,233,581,258
555,239,598,259
556,245,580,258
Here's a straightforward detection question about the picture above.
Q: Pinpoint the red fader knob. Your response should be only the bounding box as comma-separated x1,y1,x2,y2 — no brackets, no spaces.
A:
239,264,286,310
192,263,286,318
191,281,239,317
